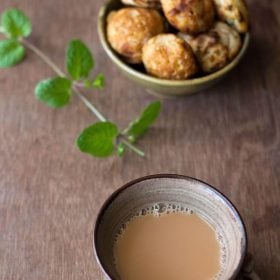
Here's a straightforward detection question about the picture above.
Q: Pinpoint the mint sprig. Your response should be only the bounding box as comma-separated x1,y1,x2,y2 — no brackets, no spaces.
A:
0,8,162,159
0,9,30,67
77,100,161,158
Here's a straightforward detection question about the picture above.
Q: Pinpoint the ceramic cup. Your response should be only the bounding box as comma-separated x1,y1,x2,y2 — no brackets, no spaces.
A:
93,174,247,280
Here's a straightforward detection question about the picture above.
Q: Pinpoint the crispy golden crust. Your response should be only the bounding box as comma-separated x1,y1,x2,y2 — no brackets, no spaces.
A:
161,0,215,34
179,32,228,73
213,0,249,33
107,8,165,64
212,21,241,60
142,34,198,80
179,20,242,73
121,0,161,8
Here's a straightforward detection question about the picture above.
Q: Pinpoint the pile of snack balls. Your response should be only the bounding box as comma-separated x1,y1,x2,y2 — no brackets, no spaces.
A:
106,0,249,80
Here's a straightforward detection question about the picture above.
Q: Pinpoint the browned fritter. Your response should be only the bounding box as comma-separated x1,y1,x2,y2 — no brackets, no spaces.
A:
212,21,241,60
179,21,242,73
161,0,215,34
142,34,198,80
107,7,165,64
213,0,249,33
121,0,161,8
179,32,228,73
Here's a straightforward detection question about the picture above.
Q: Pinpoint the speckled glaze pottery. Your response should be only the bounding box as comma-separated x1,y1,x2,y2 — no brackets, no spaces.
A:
98,0,250,98
93,174,247,280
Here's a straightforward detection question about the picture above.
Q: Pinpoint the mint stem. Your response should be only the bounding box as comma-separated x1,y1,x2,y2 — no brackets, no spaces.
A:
20,38,65,77
120,138,145,157
73,86,106,122
20,38,145,157
73,81,86,88
21,38,107,121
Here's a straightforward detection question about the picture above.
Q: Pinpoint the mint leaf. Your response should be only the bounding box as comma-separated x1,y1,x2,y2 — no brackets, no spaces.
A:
84,79,91,88
77,122,119,157
66,39,94,80
0,39,25,67
1,8,31,39
126,101,161,138
117,143,125,157
128,135,136,143
93,73,105,89
35,77,72,108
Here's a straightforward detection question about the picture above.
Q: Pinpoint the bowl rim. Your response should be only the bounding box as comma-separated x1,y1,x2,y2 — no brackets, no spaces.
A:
98,0,250,87
93,174,248,280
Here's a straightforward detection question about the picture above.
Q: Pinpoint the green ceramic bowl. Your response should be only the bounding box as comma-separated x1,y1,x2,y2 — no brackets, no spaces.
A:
98,0,250,98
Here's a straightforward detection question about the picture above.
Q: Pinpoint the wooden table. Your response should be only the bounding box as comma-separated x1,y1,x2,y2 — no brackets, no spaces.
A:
1,0,279,279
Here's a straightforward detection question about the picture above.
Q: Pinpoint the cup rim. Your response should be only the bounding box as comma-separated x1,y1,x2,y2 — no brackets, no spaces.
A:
98,0,250,87
93,174,248,280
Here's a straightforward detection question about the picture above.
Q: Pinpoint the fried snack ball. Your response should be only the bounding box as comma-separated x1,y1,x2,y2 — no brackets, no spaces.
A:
142,34,198,80
212,21,241,60
213,0,249,33
161,0,215,34
107,7,165,64
121,0,161,8
179,32,228,73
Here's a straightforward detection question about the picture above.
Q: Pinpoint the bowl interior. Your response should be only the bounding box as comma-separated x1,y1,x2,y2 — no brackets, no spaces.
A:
94,175,247,280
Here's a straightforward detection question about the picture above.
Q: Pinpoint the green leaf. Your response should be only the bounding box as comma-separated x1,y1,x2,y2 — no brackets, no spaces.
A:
77,122,119,158
117,143,125,157
84,79,91,88
0,39,25,67
93,73,105,89
126,101,162,139
35,77,72,108
128,135,136,143
66,39,94,80
1,8,31,38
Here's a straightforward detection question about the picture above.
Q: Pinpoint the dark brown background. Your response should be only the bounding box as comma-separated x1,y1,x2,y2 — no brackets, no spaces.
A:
0,0,279,279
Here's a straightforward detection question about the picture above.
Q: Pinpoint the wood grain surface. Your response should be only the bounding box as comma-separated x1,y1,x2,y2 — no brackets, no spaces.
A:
0,0,279,279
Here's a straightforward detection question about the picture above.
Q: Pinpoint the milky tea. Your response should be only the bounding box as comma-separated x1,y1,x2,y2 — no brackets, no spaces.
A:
113,205,223,280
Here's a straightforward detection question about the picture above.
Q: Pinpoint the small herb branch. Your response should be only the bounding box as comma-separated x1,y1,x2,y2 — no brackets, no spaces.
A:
0,8,162,158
